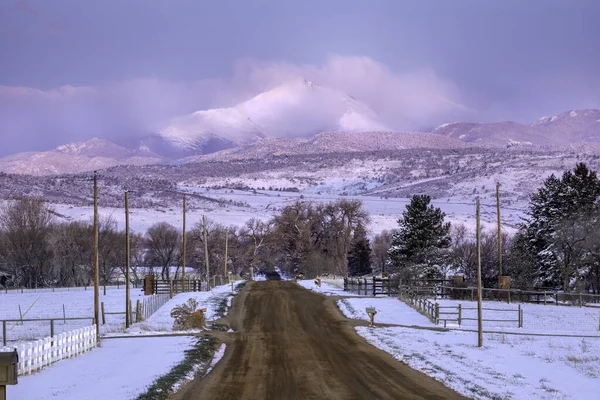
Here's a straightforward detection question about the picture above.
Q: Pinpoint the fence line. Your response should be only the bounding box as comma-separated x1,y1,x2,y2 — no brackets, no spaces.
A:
404,284,600,307
101,293,171,325
1,317,94,346
399,286,522,328
142,294,170,320
0,325,97,375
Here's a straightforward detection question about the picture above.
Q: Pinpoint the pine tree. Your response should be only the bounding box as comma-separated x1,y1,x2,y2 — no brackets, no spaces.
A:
347,226,372,276
388,194,451,279
518,163,600,288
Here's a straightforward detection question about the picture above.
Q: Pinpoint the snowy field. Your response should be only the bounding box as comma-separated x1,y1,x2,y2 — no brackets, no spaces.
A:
51,188,524,237
0,286,150,344
358,327,599,400
301,284,600,399
434,298,600,335
11,336,195,400
6,281,241,400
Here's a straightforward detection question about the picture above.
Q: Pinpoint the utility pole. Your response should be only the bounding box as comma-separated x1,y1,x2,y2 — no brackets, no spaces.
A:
182,195,186,293
125,190,130,329
476,199,483,348
203,215,210,288
93,171,100,344
224,230,228,277
496,183,503,276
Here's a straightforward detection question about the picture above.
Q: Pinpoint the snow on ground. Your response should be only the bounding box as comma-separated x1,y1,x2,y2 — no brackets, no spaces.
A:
11,336,195,400
124,281,243,334
0,286,150,344
204,343,226,377
302,285,600,399
358,326,600,400
338,297,434,326
296,279,364,297
434,299,600,335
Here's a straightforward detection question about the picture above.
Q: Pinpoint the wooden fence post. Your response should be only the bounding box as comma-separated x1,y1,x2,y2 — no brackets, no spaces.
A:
129,300,134,325
101,302,105,325
50,319,55,338
2,320,6,346
435,303,440,324
169,279,173,299
518,304,522,328
136,300,142,322
458,304,462,326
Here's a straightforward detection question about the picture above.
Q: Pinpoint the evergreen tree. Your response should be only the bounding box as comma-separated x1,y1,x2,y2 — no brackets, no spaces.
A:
388,194,451,279
347,226,372,276
517,163,600,288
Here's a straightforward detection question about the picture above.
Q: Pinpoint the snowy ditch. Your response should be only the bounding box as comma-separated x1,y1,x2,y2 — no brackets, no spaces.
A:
301,279,600,400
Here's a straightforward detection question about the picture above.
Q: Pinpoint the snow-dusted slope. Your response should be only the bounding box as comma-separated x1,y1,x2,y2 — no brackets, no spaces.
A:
188,131,470,162
154,78,390,154
0,138,164,175
433,108,600,147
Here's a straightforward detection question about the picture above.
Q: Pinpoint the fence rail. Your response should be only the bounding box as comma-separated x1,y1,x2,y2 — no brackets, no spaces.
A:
0,325,97,375
1,317,94,346
399,286,522,328
404,284,600,307
151,275,227,295
342,277,400,296
101,293,171,325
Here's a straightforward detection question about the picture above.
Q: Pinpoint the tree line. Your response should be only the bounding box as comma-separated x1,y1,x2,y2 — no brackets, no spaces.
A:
379,162,600,293
1,162,598,293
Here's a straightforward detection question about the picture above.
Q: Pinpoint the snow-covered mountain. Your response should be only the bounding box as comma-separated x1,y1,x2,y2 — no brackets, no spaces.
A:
433,109,600,147
149,78,390,157
0,138,164,175
190,131,469,162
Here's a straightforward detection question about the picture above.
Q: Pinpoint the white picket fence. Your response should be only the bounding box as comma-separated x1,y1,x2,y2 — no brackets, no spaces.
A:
0,325,97,375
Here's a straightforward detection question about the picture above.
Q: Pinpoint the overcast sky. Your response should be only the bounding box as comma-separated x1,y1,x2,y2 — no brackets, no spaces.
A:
1,0,599,155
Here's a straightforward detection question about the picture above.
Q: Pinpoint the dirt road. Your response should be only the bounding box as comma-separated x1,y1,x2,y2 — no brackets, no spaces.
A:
173,281,465,400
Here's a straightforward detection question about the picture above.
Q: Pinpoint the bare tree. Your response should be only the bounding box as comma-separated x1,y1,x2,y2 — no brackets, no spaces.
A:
240,218,272,277
0,198,54,287
50,221,93,287
372,230,395,275
145,222,181,281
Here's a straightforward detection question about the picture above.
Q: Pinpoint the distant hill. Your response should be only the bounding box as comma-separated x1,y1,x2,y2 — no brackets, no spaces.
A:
433,109,600,147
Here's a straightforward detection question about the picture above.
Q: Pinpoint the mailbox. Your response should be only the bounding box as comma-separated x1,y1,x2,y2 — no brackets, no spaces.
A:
0,350,18,385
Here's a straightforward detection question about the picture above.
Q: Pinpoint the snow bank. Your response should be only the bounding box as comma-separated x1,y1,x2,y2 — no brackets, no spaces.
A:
11,336,194,400
125,281,243,334
338,297,434,326
358,326,599,399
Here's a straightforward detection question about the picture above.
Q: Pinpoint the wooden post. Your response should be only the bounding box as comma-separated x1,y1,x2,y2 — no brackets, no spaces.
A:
203,215,210,286
93,171,100,344
476,199,483,347
136,300,141,322
435,303,440,324
50,319,55,338
182,195,186,293
518,304,522,328
125,190,131,329
63,304,66,325
129,300,134,325
496,183,502,276
2,320,6,346
101,302,105,325
169,279,173,299
458,304,462,326
224,230,229,278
